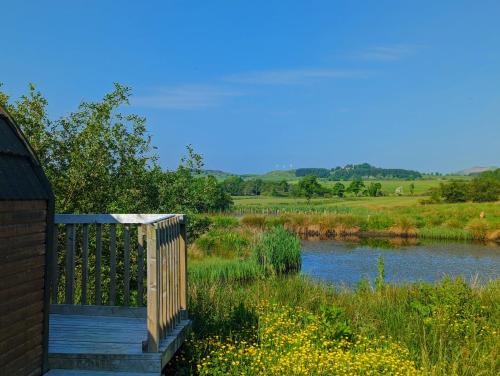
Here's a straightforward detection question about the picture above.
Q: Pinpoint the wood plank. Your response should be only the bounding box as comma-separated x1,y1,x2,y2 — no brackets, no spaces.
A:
95,224,103,305
123,225,130,306
51,224,59,303
109,224,116,306
0,278,43,302
45,369,160,376
65,224,75,304
0,200,46,212
0,231,45,251
0,265,44,290
137,225,144,307
0,209,47,225
0,222,46,238
50,305,146,318
146,224,159,352
0,311,43,342
81,224,89,305
174,219,179,324
0,254,45,277
0,289,44,315
0,242,44,261
179,220,187,314
55,214,175,225
161,223,167,338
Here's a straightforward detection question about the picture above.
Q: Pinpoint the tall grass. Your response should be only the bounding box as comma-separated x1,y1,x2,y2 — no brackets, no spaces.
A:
188,257,262,284
169,274,500,375
253,226,301,274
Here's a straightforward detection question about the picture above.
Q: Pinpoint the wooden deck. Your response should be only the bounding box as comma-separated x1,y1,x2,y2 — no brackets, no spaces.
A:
47,307,190,375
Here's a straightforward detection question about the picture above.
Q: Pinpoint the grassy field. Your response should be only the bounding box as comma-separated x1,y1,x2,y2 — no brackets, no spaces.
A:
167,222,500,375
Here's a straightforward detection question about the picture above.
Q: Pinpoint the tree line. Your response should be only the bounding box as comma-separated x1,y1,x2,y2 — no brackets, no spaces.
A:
295,163,422,180
424,170,500,203
221,175,388,200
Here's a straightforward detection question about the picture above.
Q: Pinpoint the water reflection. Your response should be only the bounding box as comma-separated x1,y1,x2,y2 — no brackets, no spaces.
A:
301,239,500,287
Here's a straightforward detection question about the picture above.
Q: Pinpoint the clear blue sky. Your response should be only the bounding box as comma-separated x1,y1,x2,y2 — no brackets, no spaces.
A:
2,1,499,173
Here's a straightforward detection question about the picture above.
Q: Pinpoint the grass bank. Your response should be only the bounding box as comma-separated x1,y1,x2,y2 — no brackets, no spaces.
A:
233,199,500,241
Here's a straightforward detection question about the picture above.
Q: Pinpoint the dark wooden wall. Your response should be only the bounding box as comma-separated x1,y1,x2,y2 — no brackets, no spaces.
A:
0,200,48,376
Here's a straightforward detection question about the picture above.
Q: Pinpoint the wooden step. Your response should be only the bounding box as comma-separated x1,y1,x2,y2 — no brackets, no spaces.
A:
48,312,191,373
45,370,159,376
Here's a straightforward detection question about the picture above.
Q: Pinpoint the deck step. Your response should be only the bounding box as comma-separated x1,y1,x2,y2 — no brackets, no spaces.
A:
45,370,159,376
49,312,191,374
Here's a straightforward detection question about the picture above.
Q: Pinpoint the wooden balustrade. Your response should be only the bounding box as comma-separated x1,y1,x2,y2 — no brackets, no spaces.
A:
50,214,187,352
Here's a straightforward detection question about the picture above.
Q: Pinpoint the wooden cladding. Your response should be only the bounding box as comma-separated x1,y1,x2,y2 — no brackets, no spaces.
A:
0,200,48,376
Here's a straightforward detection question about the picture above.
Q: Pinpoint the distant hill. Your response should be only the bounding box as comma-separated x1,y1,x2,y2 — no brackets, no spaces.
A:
455,166,497,176
329,163,422,180
200,163,424,181
196,169,237,181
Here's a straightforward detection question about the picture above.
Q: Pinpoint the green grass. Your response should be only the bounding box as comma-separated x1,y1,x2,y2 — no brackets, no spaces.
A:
188,257,263,284
231,195,500,241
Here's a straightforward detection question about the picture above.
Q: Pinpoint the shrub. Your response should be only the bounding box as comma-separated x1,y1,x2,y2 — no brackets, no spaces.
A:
253,226,301,274
466,219,489,240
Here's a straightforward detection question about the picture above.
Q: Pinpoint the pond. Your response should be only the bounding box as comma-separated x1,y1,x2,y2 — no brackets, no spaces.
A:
301,239,500,286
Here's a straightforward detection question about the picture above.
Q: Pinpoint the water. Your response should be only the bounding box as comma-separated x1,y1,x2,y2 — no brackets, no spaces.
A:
301,239,500,286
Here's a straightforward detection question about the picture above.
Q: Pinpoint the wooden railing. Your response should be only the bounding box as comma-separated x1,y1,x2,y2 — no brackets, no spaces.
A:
51,213,187,352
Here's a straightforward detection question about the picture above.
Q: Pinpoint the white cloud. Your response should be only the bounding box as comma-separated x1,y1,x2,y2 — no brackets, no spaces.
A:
223,68,367,85
355,44,423,61
132,85,241,110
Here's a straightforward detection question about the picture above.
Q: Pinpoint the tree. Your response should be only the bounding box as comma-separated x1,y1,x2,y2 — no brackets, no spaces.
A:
347,179,365,196
409,183,415,196
367,182,382,197
222,176,244,196
332,182,345,197
0,82,232,214
298,175,322,202
439,181,469,203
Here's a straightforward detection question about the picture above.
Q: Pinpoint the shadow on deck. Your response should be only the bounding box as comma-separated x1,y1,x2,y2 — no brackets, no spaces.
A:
46,306,191,375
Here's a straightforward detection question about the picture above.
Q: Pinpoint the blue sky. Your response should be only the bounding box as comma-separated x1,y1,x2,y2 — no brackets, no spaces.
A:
2,1,499,173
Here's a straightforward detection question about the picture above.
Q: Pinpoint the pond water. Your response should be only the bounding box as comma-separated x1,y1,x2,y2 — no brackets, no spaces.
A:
301,239,500,286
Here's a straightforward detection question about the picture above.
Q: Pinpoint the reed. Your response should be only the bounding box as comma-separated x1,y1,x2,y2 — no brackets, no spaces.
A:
253,226,301,274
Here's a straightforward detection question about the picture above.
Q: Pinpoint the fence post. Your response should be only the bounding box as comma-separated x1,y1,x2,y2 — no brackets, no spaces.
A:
146,224,160,352
179,216,188,319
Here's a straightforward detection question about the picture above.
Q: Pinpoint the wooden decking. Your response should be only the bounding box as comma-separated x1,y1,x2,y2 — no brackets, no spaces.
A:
47,307,190,375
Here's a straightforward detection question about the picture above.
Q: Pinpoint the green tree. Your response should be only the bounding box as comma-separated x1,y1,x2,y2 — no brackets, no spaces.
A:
347,179,365,196
367,182,382,197
0,83,232,214
298,175,322,202
222,176,244,195
332,182,345,197
409,183,415,195
439,181,469,203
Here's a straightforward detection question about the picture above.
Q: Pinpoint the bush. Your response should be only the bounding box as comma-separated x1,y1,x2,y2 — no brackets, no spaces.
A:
466,219,489,240
440,181,469,203
253,227,301,274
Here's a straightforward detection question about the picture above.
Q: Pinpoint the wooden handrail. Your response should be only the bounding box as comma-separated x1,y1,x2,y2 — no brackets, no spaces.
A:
50,213,187,353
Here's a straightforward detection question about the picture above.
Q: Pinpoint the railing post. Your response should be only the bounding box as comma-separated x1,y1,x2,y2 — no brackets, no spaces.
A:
146,224,160,352
179,216,188,318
